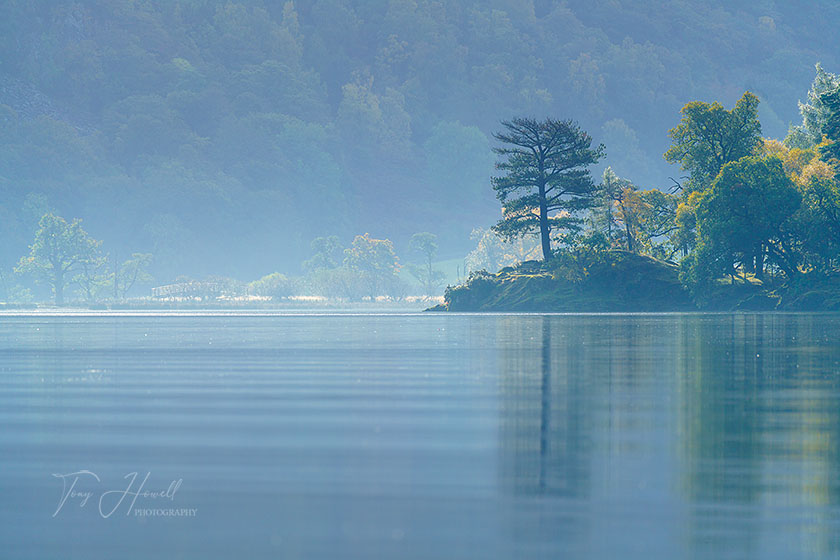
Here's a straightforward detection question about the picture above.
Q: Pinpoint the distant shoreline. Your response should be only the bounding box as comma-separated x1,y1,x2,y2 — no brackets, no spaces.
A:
0,300,434,313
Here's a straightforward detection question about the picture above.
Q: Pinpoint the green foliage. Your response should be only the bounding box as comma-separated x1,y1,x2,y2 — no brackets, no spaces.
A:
791,163,840,272
491,117,604,260
667,83,840,304
664,92,762,192
672,198,698,258
247,272,295,300
15,213,101,304
343,233,401,298
593,168,679,258
300,233,409,300
784,126,814,150
687,156,801,295
457,68,840,311
553,229,610,284
632,189,680,259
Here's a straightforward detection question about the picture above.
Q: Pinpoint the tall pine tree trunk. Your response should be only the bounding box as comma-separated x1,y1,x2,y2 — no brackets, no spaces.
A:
538,183,551,260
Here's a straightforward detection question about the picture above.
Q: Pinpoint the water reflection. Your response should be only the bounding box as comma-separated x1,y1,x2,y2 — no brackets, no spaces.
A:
3,313,840,559
678,314,840,558
498,316,591,498
495,314,840,558
497,315,684,557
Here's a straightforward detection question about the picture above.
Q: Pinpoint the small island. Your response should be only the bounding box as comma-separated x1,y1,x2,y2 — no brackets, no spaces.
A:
431,250,840,312
432,73,840,313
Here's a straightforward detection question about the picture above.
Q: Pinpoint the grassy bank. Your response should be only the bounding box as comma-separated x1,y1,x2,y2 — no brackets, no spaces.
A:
431,250,840,312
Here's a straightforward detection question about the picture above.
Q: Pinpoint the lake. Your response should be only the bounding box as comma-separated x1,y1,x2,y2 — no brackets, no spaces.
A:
2,311,839,559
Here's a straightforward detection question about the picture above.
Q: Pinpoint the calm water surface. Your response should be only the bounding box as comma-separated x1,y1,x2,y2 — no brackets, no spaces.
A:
2,312,840,559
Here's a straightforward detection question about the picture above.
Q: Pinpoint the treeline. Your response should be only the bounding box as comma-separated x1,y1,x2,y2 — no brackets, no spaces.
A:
482,63,840,304
7,215,447,304
15,62,840,306
1,0,837,281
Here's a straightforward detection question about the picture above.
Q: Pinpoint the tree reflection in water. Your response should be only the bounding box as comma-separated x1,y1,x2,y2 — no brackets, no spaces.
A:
495,314,840,558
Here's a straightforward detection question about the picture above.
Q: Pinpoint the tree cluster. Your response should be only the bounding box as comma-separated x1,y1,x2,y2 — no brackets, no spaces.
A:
486,64,840,304
8,218,448,304
13,213,153,304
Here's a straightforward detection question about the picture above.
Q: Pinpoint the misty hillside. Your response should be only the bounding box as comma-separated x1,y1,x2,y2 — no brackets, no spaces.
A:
1,0,837,281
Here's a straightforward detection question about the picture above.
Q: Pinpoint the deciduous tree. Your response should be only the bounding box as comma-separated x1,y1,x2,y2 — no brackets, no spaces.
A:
343,233,400,299
16,213,101,305
247,272,295,300
594,168,678,257
691,156,801,286
665,92,762,193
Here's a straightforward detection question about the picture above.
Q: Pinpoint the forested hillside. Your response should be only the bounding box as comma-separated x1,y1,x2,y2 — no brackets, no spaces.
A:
1,0,837,283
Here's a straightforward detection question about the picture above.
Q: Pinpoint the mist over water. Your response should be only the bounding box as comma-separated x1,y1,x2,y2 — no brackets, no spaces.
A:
2,1,837,286
2,312,839,559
